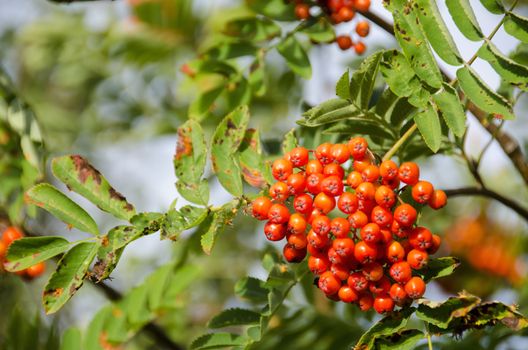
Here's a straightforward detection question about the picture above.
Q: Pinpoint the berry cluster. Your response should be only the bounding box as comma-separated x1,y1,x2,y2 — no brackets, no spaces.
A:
292,0,372,55
0,226,45,279
251,137,447,313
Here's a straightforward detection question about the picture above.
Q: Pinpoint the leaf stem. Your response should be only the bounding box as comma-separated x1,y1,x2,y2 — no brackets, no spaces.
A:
425,322,433,350
382,124,418,161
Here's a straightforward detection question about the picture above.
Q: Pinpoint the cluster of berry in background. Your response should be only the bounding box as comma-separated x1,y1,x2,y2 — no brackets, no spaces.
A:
0,226,45,279
292,0,372,54
251,138,447,314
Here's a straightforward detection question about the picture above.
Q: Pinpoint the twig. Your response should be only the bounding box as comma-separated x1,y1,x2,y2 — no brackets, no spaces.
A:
444,187,528,222
382,124,418,161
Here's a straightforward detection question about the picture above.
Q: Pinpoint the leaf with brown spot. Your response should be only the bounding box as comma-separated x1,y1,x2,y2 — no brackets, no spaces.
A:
174,120,209,205
43,241,99,314
5,236,70,272
211,106,250,196
201,200,240,255
52,155,136,221
239,129,271,188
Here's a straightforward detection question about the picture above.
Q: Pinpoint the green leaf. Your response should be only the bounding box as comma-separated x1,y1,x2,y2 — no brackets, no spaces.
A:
245,0,296,21
478,41,528,91
414,105,441,152
504,12,528,43
276,35,312,79
374,329,424,350
146,264,173,311
201,200,239,255
418,256,460,282
208,308,261,329
336,70,350,100
323,121,395,140
224,17,281,42
302,17,336,43
414,0,463,66
161,205,209,241
457,66,515,119
239,129,271,188
211,106,250,197
51,155,136,221
188,85,224,120
84,305,112,350
479,0,505,14
282,128,299,155
390,0,442,88
205,42,257,60
174,120,209,205
235,277,269,303
355,308,415,349
416,293,482,328
43,242,99,314
191,333,250,350
25,184,99,235
60,328,82,350
349,51,383,108
380,50,423,98
5,236,70,272
432,83,467,137
249,56,267,96
226,76,252,110
445,0,484,41
162,265,201,305
299,104,367,127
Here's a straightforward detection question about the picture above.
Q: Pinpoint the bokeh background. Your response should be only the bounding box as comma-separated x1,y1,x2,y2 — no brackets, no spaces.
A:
1,0,528,349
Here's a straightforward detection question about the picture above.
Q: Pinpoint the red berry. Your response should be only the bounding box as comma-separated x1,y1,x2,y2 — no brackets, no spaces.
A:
374,185,396,209
404,276,426,299
315,143,334,165
360,223,382,245
283,243,307,263
354,42,366,55
318,271,341,295
337,192,359,214
286,173,307,195
374,294,394,314
370,276,391,295
331,144,351,164
387,241,405,263
390,283,408,305
269,181,289,201
331,263,350,281
356,182,375,201
306,173,325,195
407,249,429,269
428,234,441,254
412,181,434,204
307,229,330,249
347,272,369,292
264,222,287,241
379,160,398,180
353,159,371,172
356,21,370,37
348,211,369,229
338,6,355,22
346,171,363,189
371,206,393,228
287,213,307,235
330,217,351,238
409,227,433,250
347,137,368,160
393,204,417,227
323,163,345,178
361,165,380,183
353,0,371,12
336,35,353,50
321,175,344,197
389,261,412,283
272,158,293,181
294,3,310,20
26,262,46,278
268,203,290,224
289,147,309,167
293,194,313,214
251,196,272,220
328,0,344,12
313,192,336,214
398,162,420,185
362,262,384,282
429,190,447,209
354,241,377,264
312,214,332,235
2,226,23,246
338,285,359,303
306,159,324,175
359,294,374,311
288,232,308,250
308,255,331,275
333,238,355,258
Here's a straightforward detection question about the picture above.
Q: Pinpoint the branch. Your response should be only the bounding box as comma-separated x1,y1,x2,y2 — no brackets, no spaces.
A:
363,9,528,186
444,187,528,222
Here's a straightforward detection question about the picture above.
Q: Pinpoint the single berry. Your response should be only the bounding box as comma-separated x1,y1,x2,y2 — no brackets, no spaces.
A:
338,285,359,303
289,147,309,167
269,181,289,201
308,255,331,275
306,159,324,175
371,206,393,228
347,137,368,160
26,262,46,278
373,294,395,314
353,0,371,12
387,241,405,263
354,241,378,264
361,165,380,183
379,160,398,180
404,276,426,299
348,211,369,229
398,162,420,185
356,21,370,37
306,173,325,194
346,171,363,188
389,261,412,283
272,158,293,181
348,272,369,292
323,163,345,178
337,192,359,214
286,173,307,195
293,193,313,214
318,271,341,295
2,226,23,246
294,3,310,20
374,185,396,208
359,294,374,311
268,203,290,224
393,204,417,227
287,213,307,235
264,222,287,241
354,42,366,55
283,243,307,263
428,190,447,209
251,196,272,220
412,181,434,204
330,143,351,164
330,217,351,238
315,143,334,164
407,249,429,269
409,227,433,250
313,192,336,214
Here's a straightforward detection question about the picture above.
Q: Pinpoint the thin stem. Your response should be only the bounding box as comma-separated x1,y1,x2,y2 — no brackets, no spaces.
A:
425,322,433,350
475,120,504,169
382,124,417,161
444,187,528,222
